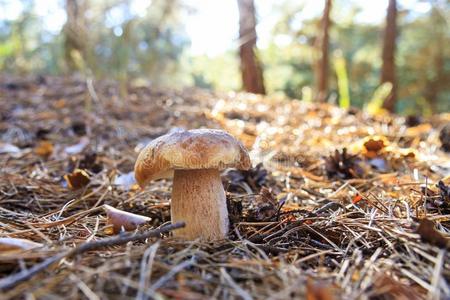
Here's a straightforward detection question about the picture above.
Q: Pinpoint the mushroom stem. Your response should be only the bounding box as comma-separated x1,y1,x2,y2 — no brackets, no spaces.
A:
171,169,229,240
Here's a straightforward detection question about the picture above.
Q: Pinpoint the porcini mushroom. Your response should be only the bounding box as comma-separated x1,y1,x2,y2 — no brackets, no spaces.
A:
134,129,251,240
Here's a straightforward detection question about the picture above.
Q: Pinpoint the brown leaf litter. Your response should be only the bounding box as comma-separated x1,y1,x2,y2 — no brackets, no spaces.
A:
0,75,449,299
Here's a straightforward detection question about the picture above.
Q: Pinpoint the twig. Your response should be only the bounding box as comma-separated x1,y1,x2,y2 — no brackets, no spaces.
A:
294,249,337,265
136,242,160,300
0,222,185,291
146,258,196,296
430,249,445,299
220,267,253,300
86,78,101,105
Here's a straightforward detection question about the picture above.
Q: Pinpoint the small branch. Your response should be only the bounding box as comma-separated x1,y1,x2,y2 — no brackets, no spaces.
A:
0,222,185,291
86,78,100,104
147,258,196,296
220,267,252,300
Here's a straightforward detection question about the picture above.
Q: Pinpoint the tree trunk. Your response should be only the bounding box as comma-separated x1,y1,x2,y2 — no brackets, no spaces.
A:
63,0,87,72
381,0,397,112
237,0,265,94
314,0,332,103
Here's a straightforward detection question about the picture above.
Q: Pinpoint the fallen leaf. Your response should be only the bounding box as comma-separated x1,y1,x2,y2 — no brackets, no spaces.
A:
371,274,421,300
114,171,137,190
53,98,66,109
306,278,335,300
0,143,21,154
0,143,22,158
64,136,90,154
362,136,389,158
35,111,57,120
0,238,43,252
405,123,431,137
35,141,53,157
352,194,363,204
104,205,151,234
363,136,388,152
64,169,90,190
399,148,417,159
441,175,450,185
416,219,449,249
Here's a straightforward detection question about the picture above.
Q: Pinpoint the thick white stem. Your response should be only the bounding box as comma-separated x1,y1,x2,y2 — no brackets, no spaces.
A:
171,169,229,240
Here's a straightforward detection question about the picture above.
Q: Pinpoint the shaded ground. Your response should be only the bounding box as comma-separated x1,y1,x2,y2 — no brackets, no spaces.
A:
0,75,449,299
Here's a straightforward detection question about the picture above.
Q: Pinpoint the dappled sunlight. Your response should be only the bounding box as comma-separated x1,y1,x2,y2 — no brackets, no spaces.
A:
0,0,449,299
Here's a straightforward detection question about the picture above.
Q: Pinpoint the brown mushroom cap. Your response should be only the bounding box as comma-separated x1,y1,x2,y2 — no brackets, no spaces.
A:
134,129,251,187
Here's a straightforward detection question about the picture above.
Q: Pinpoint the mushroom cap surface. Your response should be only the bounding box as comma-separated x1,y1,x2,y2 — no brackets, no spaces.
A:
134,129,251,187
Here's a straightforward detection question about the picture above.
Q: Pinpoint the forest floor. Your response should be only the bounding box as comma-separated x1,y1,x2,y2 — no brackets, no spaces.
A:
0,75,449,299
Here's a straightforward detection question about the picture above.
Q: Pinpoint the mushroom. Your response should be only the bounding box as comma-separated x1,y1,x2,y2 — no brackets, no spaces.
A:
134,129,251,240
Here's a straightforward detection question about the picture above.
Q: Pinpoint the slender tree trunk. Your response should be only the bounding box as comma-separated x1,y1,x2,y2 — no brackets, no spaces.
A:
237,0,265,94
64,0,87,72
314,0,332,102
381,0,397,112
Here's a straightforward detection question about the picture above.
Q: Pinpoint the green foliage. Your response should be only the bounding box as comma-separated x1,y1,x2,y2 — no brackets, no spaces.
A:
334,51,350,109
0,0,448,114
0,0,190,83
365,82,392,115
261,42,315,100
188,53,241,92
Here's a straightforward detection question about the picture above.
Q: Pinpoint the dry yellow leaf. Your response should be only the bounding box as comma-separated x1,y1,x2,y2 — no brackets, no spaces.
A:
64,169,90,190
35,141,54,157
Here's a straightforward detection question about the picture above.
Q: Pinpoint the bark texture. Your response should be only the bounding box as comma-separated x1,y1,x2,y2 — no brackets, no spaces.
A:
171,169,229,240
381,0,397,112
237,0,266,94
314,0,332,103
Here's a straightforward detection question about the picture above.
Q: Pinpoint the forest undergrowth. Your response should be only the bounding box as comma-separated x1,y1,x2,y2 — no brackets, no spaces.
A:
0,75,449,299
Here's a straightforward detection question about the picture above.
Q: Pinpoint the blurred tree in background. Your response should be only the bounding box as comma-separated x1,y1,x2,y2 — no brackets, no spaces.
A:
0,0,190,85
237,0,266,94
0,0,448,114
63,0,88,72
314,0,332,102
380,0,397,112
262,0,449,113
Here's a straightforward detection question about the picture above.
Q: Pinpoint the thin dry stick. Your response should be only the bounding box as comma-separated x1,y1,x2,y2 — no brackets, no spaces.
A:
0,222,185,291
31,206,104,228
136,241,160,300
220,267,252,300
430,249,445,299
146,258,196,296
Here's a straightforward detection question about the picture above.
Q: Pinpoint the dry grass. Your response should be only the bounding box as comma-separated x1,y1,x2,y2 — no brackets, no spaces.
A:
0,75,449,299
